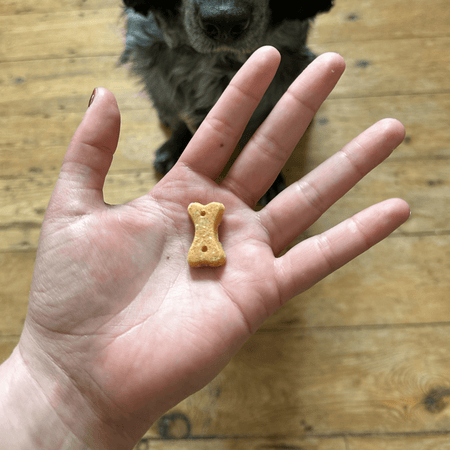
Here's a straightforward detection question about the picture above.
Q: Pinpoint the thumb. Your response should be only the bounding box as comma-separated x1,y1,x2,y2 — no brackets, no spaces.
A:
49,87,121,215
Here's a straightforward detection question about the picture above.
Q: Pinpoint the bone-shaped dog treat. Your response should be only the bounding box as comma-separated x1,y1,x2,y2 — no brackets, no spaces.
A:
187,202,226,267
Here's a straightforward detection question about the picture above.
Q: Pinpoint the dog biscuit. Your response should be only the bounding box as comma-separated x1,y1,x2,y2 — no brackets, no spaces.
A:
187,202,226,267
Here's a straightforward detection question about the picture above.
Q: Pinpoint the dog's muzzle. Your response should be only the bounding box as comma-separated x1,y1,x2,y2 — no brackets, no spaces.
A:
197,2,252,43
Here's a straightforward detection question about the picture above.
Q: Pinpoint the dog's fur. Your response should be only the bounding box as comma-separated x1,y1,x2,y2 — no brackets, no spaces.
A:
121,0,334,204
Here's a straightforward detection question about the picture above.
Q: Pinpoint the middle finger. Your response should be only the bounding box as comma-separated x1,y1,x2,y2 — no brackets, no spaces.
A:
220,52,345,206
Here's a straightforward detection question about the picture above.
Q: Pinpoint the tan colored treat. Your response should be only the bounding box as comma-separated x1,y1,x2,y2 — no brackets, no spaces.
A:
187,202,226,268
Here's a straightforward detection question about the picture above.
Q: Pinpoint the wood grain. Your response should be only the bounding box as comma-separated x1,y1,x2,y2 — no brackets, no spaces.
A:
347,435,450,450
133,437,346,450
133,325,450,438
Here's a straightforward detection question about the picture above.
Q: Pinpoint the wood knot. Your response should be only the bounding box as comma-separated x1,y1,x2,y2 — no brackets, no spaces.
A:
158,412,191,439
423,387,450,413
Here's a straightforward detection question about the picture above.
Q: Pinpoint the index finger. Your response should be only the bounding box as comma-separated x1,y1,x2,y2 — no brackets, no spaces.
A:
176,46,281,180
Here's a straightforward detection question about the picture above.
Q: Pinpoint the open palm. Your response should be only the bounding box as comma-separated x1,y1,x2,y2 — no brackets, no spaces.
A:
19,47,409,449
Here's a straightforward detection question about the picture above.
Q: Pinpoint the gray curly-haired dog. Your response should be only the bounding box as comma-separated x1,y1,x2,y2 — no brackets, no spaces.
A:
121,0,334,204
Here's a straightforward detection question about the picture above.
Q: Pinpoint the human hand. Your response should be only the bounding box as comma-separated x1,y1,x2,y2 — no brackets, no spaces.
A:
5,47,409,449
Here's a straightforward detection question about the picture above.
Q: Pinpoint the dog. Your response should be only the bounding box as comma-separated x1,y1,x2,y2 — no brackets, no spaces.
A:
121,0,334,204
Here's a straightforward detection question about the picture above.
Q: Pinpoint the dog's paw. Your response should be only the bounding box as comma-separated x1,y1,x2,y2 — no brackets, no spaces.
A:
153,123,192,174
153,140,182,174
258,173,286,206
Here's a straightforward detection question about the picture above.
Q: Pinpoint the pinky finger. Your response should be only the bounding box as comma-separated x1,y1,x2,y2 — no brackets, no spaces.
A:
275,198,410,304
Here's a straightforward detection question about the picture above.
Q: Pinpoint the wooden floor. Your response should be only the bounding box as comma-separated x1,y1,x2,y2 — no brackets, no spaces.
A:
2,0,450,448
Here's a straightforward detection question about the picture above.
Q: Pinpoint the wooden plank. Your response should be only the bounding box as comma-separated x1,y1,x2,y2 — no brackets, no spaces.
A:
0,0,119,15
133,437,346,450
3,272,450,439
270,234,450,328
133,434,450,450
0,109,167,177
310,0,450,42
310,37,450,98
2,233,450,329
2,92,450,179
1,251,449,437
2,39,450,117
295,157,450,237
1,158,448,251
1,1,449,62
5,254,450,439
0,252,34,336
347,435,450,450
303,93,450,163
2,234,450,336
131,325,450,437
0,9,124,62
0,58,147,117
0,336,19,364
4,250,450,442
0,170,160,251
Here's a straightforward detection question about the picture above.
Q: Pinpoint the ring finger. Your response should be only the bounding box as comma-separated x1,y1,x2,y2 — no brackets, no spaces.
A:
259,118,406,256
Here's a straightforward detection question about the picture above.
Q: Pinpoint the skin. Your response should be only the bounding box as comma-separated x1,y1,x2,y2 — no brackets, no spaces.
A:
0,47,410,449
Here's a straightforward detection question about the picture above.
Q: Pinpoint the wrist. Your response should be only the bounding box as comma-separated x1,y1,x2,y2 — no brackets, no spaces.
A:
0,345,89,449
0,338,136,450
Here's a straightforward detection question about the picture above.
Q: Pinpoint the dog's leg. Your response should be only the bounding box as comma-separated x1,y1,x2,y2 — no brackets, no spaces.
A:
258,174,286,206
154,122,193,174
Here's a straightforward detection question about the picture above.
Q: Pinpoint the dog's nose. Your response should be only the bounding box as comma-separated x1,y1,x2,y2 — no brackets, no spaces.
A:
198,4,252,43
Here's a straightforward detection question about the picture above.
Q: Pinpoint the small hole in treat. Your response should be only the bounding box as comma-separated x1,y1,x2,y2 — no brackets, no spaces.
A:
201,211,206,216
202,246,208,252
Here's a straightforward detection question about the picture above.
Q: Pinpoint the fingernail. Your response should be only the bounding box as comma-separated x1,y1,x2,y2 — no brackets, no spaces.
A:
88,88,97,108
